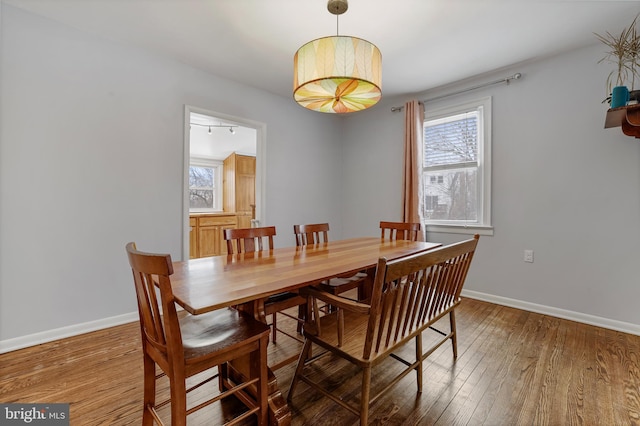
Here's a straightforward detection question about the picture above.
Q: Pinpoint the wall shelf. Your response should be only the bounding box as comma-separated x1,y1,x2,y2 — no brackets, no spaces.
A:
605,104,640,138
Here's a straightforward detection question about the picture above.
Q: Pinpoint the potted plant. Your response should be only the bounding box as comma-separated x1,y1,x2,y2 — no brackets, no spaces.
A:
595,15,640,108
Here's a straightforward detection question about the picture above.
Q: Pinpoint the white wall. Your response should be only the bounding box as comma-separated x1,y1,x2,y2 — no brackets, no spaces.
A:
342,44,640,328
0,5,344,345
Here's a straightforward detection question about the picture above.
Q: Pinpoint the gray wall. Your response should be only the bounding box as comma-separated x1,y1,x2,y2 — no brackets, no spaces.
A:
2,3,639,349
341,44,640,328
0,5,344,344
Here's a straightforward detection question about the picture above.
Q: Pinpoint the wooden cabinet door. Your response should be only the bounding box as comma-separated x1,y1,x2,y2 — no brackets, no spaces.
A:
236,173,255,213
194,215,238,257
222,153,256,227
236,155,256,219
198,225,219,258
236,155,255,175
237,213,252,229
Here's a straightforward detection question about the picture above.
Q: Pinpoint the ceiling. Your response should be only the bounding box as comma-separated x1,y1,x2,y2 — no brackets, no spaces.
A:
190,112,256,160
5,0,640,100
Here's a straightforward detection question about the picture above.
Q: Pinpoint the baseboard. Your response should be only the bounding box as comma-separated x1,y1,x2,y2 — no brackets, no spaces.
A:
462,289,640,336
0,312,139,354
3,291,639,354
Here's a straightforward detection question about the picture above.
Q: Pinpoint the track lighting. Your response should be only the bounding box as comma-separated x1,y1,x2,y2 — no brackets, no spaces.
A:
190,122,238,135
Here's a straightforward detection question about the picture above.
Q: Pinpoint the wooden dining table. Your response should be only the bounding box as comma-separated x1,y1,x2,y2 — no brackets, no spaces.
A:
170,236,441,425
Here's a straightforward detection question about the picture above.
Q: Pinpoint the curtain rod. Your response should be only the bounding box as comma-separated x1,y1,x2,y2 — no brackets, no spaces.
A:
390,72,522,112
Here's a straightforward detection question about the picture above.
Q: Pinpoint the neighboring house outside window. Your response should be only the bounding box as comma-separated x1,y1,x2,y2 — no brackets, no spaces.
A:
422,97,493,235
189,158,223,212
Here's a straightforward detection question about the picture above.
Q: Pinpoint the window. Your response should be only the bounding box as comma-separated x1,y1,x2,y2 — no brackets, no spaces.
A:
189,158,223,212
423,97,492,234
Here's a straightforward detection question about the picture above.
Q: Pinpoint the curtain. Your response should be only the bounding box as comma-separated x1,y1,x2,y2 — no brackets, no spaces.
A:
402,99,425,240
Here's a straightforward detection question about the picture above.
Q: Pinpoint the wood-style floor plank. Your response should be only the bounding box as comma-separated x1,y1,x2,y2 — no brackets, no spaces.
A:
1,298,639,425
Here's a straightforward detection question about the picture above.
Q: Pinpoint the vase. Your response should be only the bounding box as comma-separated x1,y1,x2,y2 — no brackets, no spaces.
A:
611,86,629,108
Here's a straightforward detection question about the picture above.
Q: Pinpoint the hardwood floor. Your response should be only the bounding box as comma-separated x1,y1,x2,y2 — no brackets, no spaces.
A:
2,298,639,425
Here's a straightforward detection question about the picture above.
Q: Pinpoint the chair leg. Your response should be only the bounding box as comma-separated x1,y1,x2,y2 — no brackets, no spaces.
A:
251,336,269,426
142,355,156,426
415,334,423,393
360,366,372,426
449,310,458,359
218,362,228,392
272,313,277,343
287,339,313,403
337,309,344,347
169,376,187,426
297,304,305,334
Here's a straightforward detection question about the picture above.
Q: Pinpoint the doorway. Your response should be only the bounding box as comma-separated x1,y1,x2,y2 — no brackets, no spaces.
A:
182,105,266,259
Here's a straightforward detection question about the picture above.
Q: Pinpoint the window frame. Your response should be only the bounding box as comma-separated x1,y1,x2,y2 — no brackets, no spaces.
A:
423,96,493,236
189,157,223,213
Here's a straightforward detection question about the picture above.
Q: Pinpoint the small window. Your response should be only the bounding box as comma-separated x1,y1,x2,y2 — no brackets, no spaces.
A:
423,97,492,233
189,159,223,212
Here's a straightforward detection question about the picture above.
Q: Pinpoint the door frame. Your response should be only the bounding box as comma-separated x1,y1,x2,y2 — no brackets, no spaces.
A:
182,105,267,260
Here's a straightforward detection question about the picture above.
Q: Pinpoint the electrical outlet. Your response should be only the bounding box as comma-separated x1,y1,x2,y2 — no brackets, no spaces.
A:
524,249,534,263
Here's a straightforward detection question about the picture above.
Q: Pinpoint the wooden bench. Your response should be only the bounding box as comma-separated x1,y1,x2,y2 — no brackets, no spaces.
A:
288,235,480,425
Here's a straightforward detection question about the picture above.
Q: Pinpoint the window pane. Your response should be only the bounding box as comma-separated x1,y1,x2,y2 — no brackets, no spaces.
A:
189,189,214,209
189,166,214,188
423,168,477,221
425,195,438,211
424,113,478,167
423,97,491,229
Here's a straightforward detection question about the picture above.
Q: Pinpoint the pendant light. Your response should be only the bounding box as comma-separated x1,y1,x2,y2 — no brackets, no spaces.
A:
293,0,382,113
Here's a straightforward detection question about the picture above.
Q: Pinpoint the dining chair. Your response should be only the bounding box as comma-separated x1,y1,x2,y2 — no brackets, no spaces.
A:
224,227,307,351
126,242,269,426
225,225,276,254
293,223,368,300
288,235,480,426
379,220,421,241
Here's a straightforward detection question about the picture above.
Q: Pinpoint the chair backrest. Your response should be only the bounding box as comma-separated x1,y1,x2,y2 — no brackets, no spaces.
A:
379,221,421,242
225,226,276,254
293,223,329,246
363,235,479,360
125,242,183,364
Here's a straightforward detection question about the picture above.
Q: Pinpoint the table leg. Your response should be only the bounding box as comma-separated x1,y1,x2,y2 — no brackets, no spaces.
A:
222,300,292,425
359,267,375,303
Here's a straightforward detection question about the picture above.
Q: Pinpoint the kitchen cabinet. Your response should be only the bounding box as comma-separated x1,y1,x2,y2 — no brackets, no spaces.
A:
189,213,237,258
223,153,256,229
